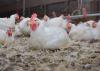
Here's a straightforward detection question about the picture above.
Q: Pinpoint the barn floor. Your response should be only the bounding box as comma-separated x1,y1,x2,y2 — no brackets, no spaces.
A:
0,37,100,71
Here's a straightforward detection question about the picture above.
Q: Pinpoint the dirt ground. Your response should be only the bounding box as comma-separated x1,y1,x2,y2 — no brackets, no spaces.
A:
0,37,100,71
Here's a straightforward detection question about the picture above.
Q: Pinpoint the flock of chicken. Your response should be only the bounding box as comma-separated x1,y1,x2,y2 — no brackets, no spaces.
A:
0,13,100,49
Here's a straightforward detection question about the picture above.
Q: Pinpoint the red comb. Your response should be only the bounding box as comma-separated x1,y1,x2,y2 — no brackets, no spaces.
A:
66,14,71,23
82,8,87,17
31,13,37,20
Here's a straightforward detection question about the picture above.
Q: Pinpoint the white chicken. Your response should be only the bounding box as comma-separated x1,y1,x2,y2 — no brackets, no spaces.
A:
84,20,96,28
0,28,14,47
69,23,95,41
0,14,19,31
45,15,67,29
84,20,100,40
14,18,30,36
29,13,71,49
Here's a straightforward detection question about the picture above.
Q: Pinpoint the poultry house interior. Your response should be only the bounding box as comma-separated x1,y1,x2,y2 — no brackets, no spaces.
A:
0,0,100,71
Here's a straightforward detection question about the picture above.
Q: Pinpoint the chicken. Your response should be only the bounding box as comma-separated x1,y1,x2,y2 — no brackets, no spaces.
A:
29,13,71,49
69,23,95,41
84,20,97,28
84,20,100,40
45,15,66,29
66,14,76,33
66,22,76,34
0,28,14,47
14,18,30,36
0,14,19,31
